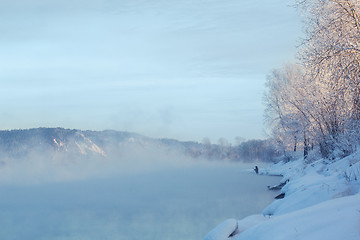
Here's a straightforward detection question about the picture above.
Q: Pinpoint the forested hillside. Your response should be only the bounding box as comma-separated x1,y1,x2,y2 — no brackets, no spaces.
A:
0,128,278,163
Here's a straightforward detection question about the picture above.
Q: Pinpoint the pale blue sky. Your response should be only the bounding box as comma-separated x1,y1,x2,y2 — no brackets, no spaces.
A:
0,0,302,143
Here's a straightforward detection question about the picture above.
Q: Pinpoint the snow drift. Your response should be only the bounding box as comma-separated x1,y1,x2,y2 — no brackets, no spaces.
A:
203,151,360,240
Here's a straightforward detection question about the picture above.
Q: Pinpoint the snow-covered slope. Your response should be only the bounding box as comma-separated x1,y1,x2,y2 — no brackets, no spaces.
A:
0,128,109,159
203,152,360,240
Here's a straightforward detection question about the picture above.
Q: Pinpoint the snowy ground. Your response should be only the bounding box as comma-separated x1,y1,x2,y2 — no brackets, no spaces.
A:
203,151,360,240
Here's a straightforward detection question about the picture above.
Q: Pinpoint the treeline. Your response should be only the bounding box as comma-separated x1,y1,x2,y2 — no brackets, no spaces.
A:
184,139,279,162
264,0,360,160
232,139,279,162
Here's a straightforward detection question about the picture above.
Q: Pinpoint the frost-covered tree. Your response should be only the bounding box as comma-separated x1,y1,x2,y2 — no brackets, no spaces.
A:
298,0,360,156
265,0,360,159
264,63,312,158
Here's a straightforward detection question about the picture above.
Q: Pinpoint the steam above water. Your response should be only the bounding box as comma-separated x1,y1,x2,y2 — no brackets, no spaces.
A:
0,156,280,240
0,146,196,184
0,128,280,239
0,128,277,183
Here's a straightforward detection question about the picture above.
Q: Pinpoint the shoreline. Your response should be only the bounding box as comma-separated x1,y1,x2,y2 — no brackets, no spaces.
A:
203,153,360,240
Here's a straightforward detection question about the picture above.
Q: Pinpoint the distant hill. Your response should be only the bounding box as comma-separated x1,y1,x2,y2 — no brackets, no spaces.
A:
0,128,278,164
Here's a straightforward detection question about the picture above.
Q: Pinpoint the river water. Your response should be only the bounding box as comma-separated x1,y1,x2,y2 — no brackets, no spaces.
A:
0,161,280,240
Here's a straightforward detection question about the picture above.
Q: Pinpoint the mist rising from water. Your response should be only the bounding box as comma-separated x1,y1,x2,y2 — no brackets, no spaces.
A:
0,154,279,240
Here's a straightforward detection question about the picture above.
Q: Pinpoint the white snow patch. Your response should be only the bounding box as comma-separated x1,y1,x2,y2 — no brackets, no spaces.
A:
203,219,238,240
235,193,360,240
236,214,269,233
74,132,107,157
204,151,360,240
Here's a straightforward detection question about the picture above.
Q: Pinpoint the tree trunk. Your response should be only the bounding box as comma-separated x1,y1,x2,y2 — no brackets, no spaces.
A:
303,132,309,159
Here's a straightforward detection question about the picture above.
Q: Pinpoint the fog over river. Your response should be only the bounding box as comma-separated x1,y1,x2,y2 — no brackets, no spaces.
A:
0,160,280,240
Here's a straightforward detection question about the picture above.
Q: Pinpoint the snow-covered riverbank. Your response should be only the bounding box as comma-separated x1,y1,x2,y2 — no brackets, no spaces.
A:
204,152,360,240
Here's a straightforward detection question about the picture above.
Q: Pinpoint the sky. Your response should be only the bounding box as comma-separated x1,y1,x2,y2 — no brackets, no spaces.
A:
0,0,302,143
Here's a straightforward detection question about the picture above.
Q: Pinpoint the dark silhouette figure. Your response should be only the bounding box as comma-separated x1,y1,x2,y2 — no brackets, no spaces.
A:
254,166,259,174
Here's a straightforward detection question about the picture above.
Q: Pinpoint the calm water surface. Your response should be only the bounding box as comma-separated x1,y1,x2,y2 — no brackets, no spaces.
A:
0,161,280,240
